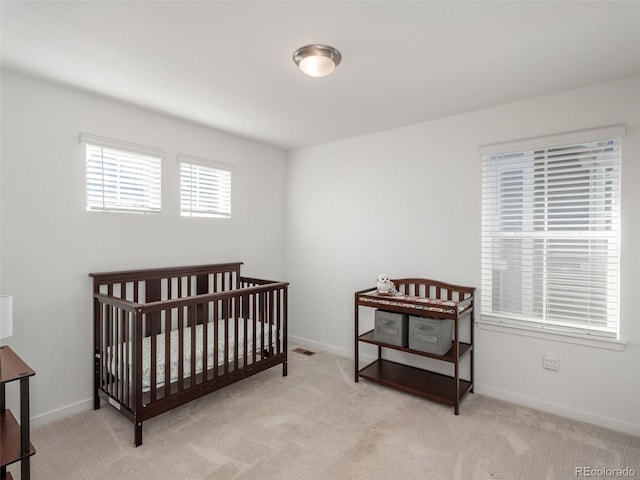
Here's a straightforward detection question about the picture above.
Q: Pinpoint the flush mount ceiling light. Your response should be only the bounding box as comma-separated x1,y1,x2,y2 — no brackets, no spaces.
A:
293,44,342,78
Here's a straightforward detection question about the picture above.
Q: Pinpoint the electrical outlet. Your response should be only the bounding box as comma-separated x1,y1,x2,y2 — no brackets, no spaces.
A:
543,354,559,372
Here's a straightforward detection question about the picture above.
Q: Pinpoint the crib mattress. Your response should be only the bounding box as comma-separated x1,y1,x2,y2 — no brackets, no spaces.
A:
106,319,275,391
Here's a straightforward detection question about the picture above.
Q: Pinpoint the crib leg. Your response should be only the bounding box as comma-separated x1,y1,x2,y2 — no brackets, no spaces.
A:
94,358,100,410
134,422,143,447
282,360,288,377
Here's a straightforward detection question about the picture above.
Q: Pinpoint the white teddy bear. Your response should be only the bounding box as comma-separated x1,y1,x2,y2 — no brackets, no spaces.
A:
376,274,398,295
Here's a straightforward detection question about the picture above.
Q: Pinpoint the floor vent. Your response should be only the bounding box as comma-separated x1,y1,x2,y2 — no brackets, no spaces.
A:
292,347,316,356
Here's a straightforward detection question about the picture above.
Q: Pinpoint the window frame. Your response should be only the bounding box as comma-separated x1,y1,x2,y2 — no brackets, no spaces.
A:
478,125,626,350
80,133,164,214
178,153,233,219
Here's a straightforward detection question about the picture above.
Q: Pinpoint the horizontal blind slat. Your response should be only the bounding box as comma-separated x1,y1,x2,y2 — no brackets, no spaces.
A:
480,129,621,338
85,143,162,213
180,160,232,218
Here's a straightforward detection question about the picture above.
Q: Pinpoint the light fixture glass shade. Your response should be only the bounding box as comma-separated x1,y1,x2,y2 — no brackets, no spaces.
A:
0,295,13,340
293,44,341,78
299,55,336,77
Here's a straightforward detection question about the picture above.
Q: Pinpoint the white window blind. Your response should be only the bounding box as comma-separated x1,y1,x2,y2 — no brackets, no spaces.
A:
480,125,624,339
80,133,163,214
179,154,232,218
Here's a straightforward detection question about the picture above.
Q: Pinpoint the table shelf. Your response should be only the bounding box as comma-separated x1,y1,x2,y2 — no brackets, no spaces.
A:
0,410,35,466
358,330,473,363
358,359,472,406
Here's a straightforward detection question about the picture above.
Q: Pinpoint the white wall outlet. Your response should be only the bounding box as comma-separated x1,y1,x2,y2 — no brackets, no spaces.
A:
543,354,560,372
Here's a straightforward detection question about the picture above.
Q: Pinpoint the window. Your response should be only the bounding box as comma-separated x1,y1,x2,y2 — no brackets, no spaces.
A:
81,133,163,214
179,154,232,218
480,125,624,340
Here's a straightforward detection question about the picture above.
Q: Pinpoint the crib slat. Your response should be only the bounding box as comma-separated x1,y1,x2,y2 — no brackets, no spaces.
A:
269,290,274,356
260,291,266,361
97,305,103,394
146,279,162,339
178,305,184,392
202,301,209,381
165,310,171,396
197,275,207,325
124,311,130,408
213,300,219,379
190,303,197,386
276,289,281,355
98,304,105,394
251,292,257,365
150,313,157,403
117,308,122,403
107,305,114,399
242,293,248,368
233,299,239,371
223,298,229,375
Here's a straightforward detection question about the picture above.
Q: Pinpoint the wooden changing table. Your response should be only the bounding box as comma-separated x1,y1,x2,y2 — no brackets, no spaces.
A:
354,278,475,414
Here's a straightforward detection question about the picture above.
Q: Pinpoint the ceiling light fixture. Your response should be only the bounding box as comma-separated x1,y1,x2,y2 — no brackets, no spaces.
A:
293,44,342,78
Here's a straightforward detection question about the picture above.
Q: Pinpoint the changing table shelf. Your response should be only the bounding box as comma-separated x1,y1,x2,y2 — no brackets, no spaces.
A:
359,359,473,406
358,330,472,363
355,278,475,414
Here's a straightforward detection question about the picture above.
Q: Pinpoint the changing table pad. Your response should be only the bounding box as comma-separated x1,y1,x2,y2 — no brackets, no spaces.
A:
359,290,472,315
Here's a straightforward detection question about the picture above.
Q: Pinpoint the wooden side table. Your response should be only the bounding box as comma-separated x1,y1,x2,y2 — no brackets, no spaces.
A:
0,346,35,480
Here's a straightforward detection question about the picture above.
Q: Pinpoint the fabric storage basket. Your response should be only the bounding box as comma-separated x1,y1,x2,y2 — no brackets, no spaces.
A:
408,316,453,356
374,310,409,347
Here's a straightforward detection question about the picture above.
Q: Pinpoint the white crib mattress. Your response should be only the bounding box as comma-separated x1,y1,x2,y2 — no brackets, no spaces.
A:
106,319,275,391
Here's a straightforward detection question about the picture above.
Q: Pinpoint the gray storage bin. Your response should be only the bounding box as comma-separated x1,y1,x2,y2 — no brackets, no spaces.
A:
408,316,453,356
374,310,408,347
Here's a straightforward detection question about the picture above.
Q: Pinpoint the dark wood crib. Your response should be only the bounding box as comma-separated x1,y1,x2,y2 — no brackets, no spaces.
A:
90,262,288,446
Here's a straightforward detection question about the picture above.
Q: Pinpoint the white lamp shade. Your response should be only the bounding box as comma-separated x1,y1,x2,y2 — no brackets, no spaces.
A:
0,295,13,340
299,55,336,77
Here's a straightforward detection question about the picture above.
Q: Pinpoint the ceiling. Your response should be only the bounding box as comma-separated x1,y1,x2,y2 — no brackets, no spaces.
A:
2,1,640,151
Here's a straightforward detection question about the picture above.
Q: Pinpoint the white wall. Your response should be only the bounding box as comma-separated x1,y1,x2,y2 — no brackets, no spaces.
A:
285,76,640,435
2,69,639,437
0,70,287,424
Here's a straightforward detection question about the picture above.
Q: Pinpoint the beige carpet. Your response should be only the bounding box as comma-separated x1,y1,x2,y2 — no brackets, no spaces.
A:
10,348,640,480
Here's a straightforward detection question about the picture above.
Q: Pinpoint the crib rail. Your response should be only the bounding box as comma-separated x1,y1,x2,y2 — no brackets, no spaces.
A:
91,263,288,446
90,262,243,285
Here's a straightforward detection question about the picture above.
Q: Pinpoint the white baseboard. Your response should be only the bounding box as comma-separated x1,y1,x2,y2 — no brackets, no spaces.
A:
31,397,93,429
288,334,353,358
475,383,640,437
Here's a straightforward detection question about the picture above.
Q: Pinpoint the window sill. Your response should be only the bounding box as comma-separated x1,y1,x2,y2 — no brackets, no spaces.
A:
477,318,626,351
